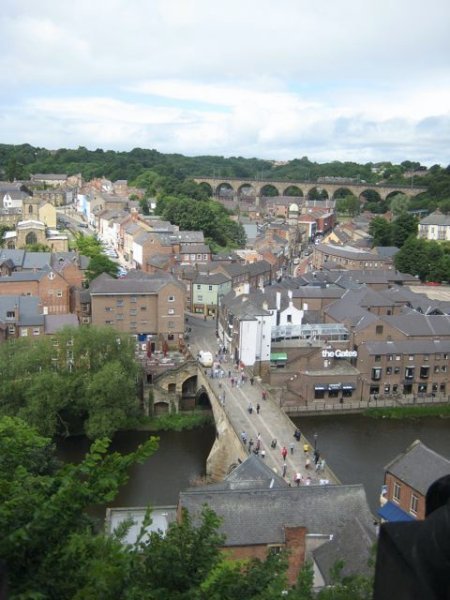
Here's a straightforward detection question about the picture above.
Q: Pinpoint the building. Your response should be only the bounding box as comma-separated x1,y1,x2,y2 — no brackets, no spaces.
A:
312,243,395,271
179,455,375,588
191,273,232,316
378,440,450,522
0,295,44,341
89,271,185,347
0,269,71,314
418,210,450,241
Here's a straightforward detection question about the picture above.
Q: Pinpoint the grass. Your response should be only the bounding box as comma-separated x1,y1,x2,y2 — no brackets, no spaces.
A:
363,404,450,419
130,411,213,432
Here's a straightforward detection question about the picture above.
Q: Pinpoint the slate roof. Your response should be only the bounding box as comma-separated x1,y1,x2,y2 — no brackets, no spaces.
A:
419,211,450,226
179,482,375,547
382,313,450,337
0,250,26,267
22,252,52,270
0,295,44,326
44,314,79,333
315,243,378,260
89,272,182,294
0,271,47,283
195,273,230,285
180,243,210,254
363,339,450,355
384,440,450,495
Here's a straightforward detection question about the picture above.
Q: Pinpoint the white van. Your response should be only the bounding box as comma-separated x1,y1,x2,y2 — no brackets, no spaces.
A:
198,351,213,367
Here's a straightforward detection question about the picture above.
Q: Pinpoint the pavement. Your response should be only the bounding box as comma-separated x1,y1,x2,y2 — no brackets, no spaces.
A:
186,313,337,487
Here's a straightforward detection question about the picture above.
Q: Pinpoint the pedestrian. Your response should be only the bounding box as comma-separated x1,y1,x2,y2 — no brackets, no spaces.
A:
248,403,253,415
271,438,277,449
231,377,234,387
295,472,302,486
256,403,261,415
282,462,287,477
313,449,320,465
261,449,266,459
250,376,254,386
294,428,301,442
305,457,311,469
256,438,261,451
262,390,267,401
303,443,310,455
289,442,295,455
257,432,261,441
248,438,254,453
320,458,326,472
281,446,288,460
241,431,247,444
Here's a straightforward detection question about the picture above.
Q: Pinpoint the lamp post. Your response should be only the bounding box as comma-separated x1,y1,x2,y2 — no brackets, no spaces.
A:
313,433,318,451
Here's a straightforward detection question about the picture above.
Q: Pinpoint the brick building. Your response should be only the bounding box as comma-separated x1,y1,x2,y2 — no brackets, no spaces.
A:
379,440,450,522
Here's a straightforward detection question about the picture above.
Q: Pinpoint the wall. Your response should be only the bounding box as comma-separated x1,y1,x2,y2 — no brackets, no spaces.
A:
385,472,424,520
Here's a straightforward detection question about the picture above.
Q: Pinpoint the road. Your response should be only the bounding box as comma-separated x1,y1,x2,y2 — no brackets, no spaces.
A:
185,313,338,486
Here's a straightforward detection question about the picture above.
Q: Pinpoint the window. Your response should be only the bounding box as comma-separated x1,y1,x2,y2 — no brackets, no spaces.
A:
130,322,137,329
116,314,123,321
287,314,292,323
20,329,28,337
410,494,419,515
116,299,124,307
130,296,137,303
372,367,382,381
396,355,401,361
6,311,15,319
168,308,175,315
168,295,175,302
435,354,441,360
33,328,40,336
208,285,213,291
105,307,112,312
423,354,429,361
197,285,201,290
434,365,440,373
105,320,113,325
442,365,448,372
409,355,414,361
393,482,401,503
376,325,384,335
130,309,137,316
386,367,393,375
418,383,427,393
387,354,393,361
374,355,381,363
384,384,391,394
405,366,415,379
56,290,63,298
140,306,147,311
420,366,429,379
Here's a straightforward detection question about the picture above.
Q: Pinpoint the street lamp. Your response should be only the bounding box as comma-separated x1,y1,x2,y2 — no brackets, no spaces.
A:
313,433,318,451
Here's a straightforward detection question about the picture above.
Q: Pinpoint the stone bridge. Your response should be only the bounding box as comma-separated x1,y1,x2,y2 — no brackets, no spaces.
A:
193,176,426,202
149,361,247,480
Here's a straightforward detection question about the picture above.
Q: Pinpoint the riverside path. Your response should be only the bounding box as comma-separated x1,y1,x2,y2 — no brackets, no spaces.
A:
186,313,339,486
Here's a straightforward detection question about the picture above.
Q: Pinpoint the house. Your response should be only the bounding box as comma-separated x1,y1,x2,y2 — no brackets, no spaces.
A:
178,455,375,587
0,295,44,341
378,440,450,522
418,210,450,241
191,273,232,316
89,271,185,347
0,268,71,314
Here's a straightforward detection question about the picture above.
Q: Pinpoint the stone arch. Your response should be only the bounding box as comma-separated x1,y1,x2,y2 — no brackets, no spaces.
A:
260,184,280,197
289,202,300,215
360,189,382,203
332,187,354,200
216,182,234,197
283,185,303,197
182,375,197,397
199,182,213,197
385,190,406,202
153,401,169,415
28,204,34,215
237,183,256,197
196,386,211,408
307,187,329,200
25,231,37,245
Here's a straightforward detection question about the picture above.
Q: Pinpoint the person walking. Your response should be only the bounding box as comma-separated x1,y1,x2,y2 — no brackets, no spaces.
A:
303,443,310,455
262,390,267,401
282,462,287,478
248,403,253,414
281,446,288,460
289,442,295,455
248,438,254,453
295,472,302,487
250,376,254,386
256,403,261,415
241,431,247,445
261,449,266,459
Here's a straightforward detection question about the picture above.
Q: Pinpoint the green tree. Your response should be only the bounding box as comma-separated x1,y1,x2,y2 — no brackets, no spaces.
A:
0,416,158,599
0,327,141,438
391,213,418,248
336,195,360,216
389,193,410,216
86,254,119,282
368,216,392,246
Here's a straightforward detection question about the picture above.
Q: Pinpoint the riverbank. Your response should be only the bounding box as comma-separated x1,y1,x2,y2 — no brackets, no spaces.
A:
129,410,214,432
364,405,450,419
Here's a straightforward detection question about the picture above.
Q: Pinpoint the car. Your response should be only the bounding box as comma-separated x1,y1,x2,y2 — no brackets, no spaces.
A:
78,223,88,228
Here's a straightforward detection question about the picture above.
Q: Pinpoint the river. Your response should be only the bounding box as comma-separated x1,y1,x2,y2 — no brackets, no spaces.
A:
295,415,450,513
57,417,449,518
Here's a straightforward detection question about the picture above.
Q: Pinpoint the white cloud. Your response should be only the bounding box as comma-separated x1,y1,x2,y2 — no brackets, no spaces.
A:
0,0,449,164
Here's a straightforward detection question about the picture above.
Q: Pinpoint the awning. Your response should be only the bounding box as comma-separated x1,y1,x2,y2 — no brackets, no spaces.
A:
328,383,342,390
314,385,328,391
342,383,356,390
377,501,415,522
270,352,288,362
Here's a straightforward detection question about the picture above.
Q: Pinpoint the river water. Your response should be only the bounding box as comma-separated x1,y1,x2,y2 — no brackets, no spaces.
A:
57,417,449,518
295,415,450,513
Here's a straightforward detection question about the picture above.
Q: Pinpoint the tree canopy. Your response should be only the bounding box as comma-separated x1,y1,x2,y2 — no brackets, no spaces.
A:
0,327,141,439
394,238,450,282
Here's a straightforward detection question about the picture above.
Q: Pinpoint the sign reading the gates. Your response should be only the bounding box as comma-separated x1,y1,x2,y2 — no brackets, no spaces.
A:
322,349,357,359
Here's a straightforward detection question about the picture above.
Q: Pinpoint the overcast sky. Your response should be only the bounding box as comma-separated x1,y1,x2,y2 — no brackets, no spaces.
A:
1,0,449,166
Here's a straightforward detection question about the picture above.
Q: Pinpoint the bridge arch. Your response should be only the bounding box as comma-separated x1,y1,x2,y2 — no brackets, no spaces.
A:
217,182,235,197
238,183,256,197
385,190,407,202
260,183,280,197
199,182,213,197
332,187,355,200
308,187,329,200
283,185,303,197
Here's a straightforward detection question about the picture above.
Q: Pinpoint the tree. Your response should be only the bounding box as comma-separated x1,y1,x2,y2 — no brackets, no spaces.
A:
336,195,360,216
391,213,418,248
368,217,392,247
389,193,410,216
0,327,141,438
0,416,158,599
86,254,119,282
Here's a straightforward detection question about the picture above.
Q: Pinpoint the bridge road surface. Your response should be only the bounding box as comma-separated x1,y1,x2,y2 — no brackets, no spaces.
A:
185,314,337,485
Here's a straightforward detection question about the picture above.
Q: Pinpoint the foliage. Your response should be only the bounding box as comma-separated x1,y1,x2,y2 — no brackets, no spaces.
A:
75,233,103,257
389,193,410,216
0,327,141,439
86,253,119,282
0,224,13,247
394,237,450,281
368,216,393,246
335,195,360,216
368,213,418,249
365,405,450,419
24,242,52,252
138,411,214,432
0,416,158,599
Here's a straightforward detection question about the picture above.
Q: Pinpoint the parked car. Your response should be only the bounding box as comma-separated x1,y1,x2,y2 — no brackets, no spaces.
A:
78,223,88,228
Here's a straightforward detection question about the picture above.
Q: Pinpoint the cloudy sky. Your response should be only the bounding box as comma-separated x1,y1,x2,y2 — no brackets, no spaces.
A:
1,0,449,165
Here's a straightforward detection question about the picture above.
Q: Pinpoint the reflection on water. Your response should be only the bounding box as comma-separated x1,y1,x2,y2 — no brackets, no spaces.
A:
56,426,216,510
295,415,450,513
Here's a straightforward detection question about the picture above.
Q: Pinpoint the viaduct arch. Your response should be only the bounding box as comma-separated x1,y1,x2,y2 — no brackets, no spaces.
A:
194,176,426,202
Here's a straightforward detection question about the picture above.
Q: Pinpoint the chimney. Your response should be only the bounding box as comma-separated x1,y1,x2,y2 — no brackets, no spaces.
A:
276,291,281,310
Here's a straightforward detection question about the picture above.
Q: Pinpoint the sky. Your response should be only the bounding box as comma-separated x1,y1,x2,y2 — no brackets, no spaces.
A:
1,0,450,166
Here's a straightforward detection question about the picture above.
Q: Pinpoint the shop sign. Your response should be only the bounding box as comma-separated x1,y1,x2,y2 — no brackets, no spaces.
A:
322,348,357,359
